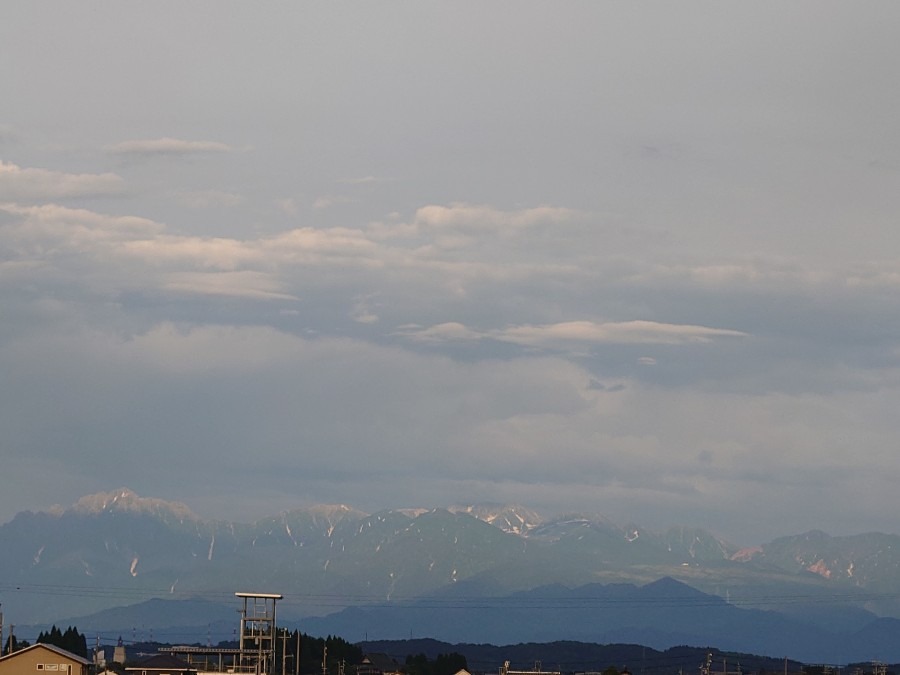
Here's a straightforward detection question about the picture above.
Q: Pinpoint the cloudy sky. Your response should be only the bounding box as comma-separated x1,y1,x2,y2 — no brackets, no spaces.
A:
2,2,899,545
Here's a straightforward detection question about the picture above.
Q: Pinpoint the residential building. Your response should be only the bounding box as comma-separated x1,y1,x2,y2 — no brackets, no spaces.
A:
0,643,92,675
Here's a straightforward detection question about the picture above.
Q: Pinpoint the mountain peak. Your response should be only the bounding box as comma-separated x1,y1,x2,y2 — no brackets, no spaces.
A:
448,503,544,535
69,488,199,521
302,503,367,518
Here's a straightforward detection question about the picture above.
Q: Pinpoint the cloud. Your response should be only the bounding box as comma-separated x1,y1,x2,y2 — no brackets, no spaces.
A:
0,160,124,201
277,198,299,216
264,226,381,262
313,194,355,210
367,204,582,241
414,203,581,234
1,204,899,544
163,271,297,300
396,322,482,342
2,0,900,552
1,198,897,403
3,318,900,543
400,319,747,349
350,294,380,324
121,234,260,270
106,137,233,156
846,264,900,289
504,320,747,346
0,202,162,246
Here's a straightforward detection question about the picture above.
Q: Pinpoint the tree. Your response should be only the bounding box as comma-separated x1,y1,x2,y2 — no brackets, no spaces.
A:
405,652,468,675
434,653,468,675
3,634,30,655
406,654,431,675
36,625,88,658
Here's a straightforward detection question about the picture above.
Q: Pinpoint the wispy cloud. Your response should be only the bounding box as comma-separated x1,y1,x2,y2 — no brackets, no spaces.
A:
313,194,356,210
0,161,124,201
399,320,747,349
407,203,582,238
499,320,748,346
0,202,162,247
106,137,233,156
350,294,381,324
338,175,380,185
163,271,297,300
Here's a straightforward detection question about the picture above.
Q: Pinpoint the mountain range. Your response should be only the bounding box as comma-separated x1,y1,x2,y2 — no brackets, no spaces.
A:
4,489,900,662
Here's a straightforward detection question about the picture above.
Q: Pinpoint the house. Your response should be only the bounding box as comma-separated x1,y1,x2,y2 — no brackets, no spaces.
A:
0,643,92,675
356,654,403,675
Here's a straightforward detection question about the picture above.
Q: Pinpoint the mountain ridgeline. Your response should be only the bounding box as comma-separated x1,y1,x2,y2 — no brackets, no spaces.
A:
5,489,900,662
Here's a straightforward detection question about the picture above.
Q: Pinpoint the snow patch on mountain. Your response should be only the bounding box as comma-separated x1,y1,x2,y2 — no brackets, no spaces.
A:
449,503,544,535
807,559,832,578
731,546,763,562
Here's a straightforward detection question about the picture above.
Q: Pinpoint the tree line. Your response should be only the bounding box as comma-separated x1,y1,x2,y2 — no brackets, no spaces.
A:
3,625,87,659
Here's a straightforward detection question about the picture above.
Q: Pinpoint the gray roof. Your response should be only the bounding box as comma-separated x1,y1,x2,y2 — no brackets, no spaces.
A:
126,654,193,671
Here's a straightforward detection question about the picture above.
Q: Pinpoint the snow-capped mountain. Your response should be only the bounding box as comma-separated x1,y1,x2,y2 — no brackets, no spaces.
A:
3,489,900,630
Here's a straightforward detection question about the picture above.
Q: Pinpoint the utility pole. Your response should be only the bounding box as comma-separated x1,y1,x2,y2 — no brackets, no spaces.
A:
322,645,328,675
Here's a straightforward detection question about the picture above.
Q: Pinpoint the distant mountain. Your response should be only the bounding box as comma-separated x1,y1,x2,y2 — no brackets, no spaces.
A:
51,596,238,645
39,578,900,663
6,488,900,661
357,639,803,675
300,578,845,661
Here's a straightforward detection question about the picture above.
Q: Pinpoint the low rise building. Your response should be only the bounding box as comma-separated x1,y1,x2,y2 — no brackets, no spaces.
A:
0,643,92,675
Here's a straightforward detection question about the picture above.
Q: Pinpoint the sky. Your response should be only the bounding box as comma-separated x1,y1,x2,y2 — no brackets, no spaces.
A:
1,2,900,545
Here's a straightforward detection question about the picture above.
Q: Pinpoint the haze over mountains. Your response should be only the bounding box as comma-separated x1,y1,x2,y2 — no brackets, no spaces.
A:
5,489,900,662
